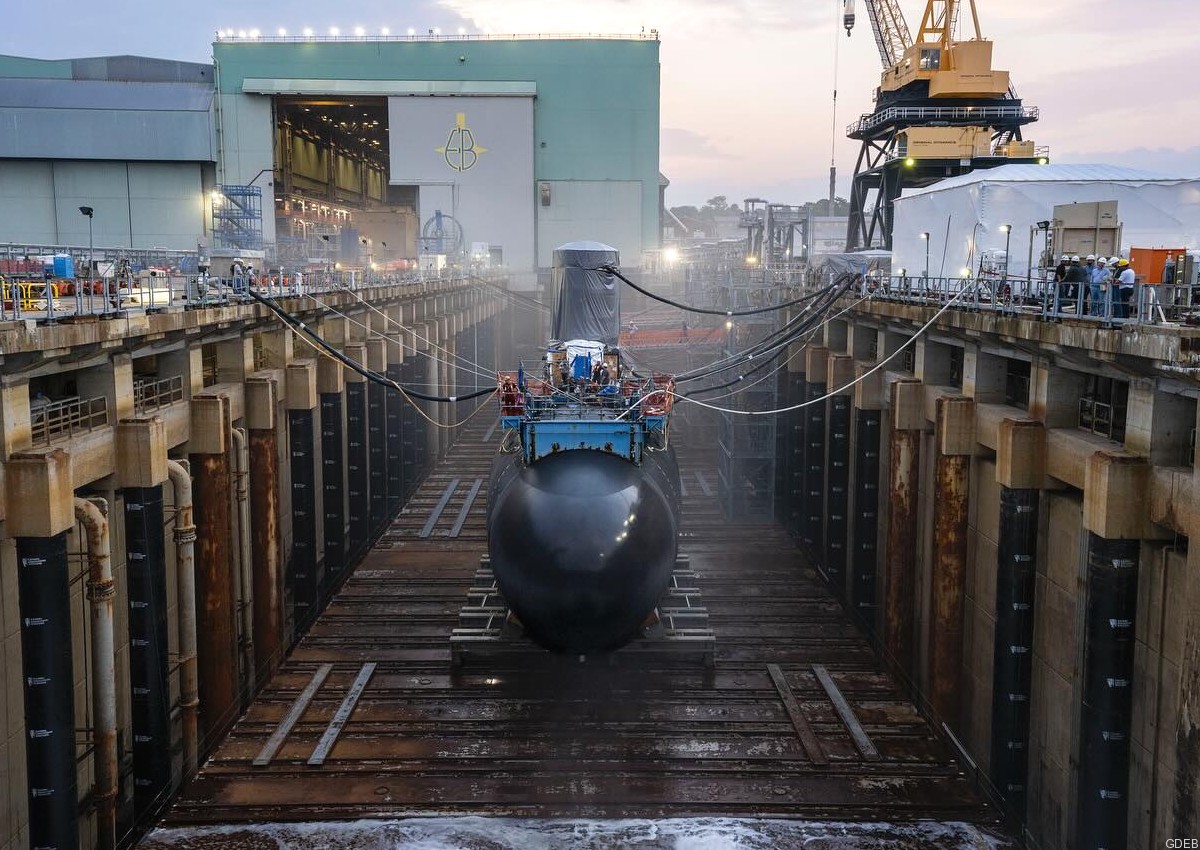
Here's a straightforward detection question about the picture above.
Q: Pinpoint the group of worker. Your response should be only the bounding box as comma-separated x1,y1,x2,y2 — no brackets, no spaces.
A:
1053,253,1137,318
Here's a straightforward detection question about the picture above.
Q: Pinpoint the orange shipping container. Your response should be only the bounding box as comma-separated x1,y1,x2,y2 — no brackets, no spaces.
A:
1130,247,1186,283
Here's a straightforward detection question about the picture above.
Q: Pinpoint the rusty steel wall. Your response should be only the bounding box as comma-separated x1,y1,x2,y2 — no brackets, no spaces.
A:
191,449,238,751
250,428,283,686
930,450,969,727
885,427,920,675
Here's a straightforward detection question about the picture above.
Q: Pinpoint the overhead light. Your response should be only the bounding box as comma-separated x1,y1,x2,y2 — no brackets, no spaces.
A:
458,26,466,35
999,223,1011,233
407,27,416,35
277,27,287,36
1037,157,1049,165
303,27,314,37
381,26,390,35
919,231,929,240
249,28,261,39
330,26,340,36
355,26,365,37
237,29,247,38
904,157,916,167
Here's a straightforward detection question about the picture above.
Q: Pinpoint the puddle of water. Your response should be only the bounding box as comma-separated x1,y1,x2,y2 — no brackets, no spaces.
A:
144,816,1011,849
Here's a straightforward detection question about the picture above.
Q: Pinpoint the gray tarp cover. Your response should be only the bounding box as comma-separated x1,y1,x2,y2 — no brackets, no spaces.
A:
551,241,621,347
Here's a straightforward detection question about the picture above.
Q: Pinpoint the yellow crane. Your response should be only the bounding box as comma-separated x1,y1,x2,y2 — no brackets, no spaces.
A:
841,0,1044,250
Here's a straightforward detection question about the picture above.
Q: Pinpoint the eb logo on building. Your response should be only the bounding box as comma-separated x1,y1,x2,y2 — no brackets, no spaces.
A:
437,112,487,172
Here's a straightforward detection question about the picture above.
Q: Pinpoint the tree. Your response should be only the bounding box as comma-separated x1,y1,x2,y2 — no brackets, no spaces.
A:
703,195,730,216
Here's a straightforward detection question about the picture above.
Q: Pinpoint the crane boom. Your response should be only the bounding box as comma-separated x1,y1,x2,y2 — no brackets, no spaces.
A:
863,0,913,69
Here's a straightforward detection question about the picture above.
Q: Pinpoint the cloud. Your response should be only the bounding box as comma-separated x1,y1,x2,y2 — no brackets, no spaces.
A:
661,128,733,161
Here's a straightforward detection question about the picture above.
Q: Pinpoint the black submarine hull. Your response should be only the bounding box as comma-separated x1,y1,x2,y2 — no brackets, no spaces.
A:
486,447,681,653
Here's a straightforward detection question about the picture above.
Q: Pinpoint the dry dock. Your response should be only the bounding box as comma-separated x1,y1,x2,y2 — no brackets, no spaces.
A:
144,413,1001,843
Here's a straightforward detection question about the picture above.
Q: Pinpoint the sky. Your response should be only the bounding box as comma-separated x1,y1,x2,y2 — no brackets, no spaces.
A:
3,0,1198,207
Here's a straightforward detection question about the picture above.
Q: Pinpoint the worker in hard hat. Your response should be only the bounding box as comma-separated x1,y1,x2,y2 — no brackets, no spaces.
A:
1054,254,1069,283
1062,255,1087,313
1114,258,1136,319
1083,254,1101,315
1090,256,1113,319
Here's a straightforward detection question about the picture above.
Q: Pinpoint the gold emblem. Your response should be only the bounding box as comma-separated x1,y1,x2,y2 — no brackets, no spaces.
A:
436,112,487,172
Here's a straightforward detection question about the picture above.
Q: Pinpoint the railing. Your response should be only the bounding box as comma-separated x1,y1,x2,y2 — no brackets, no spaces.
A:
0,265,477,324
847,104,1039,136
30,395,110,446
846,274,1200,328
134,376,185,414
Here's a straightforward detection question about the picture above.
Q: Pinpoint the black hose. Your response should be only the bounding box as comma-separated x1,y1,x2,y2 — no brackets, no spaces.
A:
599,264,841,316
674,278,853,384
247,289,497,403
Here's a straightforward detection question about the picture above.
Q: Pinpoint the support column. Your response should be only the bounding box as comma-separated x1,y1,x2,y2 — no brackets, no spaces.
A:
345,343,370,557
189,393,238,750
851,365,883,624
990,418,1047,809
366,338,389,533
6,450,76,850
246,377,282,684
782,352,806,533
1077,534,1139,850
287,362,319,632
116,418,171,817
885,379,922,674
385,330,405,514
825,355,854,595
801,346,828,551
423,320,441,467
318,357,346,593
1077,452,1151,850
930,395,974,727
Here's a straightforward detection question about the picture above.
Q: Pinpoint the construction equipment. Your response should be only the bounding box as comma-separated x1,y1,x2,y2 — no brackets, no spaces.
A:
842,0,1044,251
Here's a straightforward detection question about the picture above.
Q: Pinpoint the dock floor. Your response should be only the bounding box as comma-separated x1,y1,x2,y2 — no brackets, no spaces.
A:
143,415,1006,847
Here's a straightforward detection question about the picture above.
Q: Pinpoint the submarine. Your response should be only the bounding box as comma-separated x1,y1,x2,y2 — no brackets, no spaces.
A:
486,242,682,653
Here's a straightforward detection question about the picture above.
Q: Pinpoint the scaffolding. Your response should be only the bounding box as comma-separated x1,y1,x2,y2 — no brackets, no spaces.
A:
715,263,781,522
212,185,264,253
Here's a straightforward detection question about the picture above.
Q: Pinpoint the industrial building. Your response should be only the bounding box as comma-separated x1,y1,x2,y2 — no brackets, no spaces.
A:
0,35,660,275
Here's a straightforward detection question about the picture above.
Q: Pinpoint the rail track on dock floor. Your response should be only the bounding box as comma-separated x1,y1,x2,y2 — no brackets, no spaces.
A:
146,415,1003,838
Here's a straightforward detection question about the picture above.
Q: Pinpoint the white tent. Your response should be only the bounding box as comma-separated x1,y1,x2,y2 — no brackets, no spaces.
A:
891,164,1200,279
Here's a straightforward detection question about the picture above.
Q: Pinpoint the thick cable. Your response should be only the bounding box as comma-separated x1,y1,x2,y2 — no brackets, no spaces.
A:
247,289,496,403
599,264,849,317
305,290,497,382
674,278,853,384
685,294,870,400
673,285,970,415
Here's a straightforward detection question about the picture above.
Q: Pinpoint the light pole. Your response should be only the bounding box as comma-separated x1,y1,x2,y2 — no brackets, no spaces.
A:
920,232,930,282
999,224,1012,280
79,206,94,316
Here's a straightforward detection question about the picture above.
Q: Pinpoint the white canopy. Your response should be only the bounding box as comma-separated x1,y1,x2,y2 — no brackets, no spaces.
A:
891,164,1200,278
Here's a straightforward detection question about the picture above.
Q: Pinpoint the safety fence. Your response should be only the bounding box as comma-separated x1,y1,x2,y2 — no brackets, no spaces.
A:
0,269,466,323
844,274,1200,328
30,395,110,446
